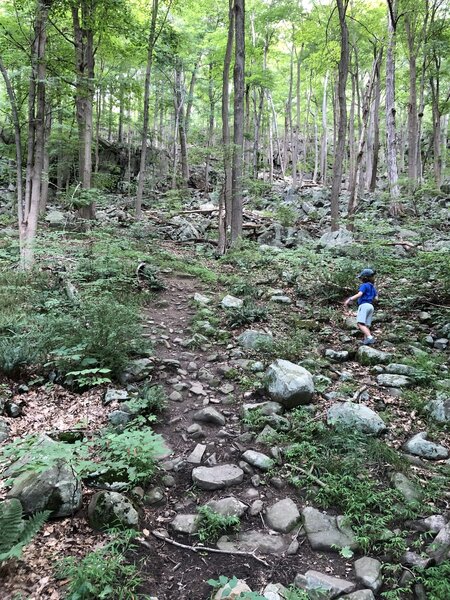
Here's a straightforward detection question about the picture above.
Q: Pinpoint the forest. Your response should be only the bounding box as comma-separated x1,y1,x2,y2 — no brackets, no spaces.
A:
0,0,449,598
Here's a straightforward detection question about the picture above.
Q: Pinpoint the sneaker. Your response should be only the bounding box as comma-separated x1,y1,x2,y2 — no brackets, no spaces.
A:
363,337,375,345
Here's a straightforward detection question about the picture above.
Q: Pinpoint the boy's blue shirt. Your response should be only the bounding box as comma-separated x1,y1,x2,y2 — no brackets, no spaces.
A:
358,282,377,305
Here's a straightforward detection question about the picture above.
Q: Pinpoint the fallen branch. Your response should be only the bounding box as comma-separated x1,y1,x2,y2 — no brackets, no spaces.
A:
172,238,218,246
137,530,270,567
284,463,328,489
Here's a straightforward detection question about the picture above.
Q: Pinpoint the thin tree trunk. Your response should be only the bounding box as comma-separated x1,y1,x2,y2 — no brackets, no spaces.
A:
330,0,349,231
39,109,52,214
219,0,234,253
118,81,124,143
185,58,200,136
320,71,329,184
94,88,101,174
292,47,303,188
135,0,159,219
405,16,418,185
205,63,215,191
231,0,245,244
369,49,382,191
268,92,285,179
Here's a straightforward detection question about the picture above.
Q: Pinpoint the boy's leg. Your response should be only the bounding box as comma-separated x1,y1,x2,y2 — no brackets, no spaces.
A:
358,323,372,338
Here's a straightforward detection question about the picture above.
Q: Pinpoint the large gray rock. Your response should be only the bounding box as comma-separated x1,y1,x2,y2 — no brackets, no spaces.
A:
295,570,356,599
192,464,244,490
266,359,315,408
104,389,129,405
238,330,273,349
354,557,382,592
318,228,354,249
170,514,198,534
87,491,138,530
206,497,247,517
385,363,417,376
217,530,291,554
325,349,350,362
45,210,66,227
427,394,450,423
265,498,300,533
221,295,243,309
327,402,386,435
241,450,274,471
376,374,412,388
7,460,82,517
403,432,448,460
302,506,358,551
357,346,392,366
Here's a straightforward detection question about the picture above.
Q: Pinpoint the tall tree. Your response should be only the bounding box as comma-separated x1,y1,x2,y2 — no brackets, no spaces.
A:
230,0,245,244
330,0,349,231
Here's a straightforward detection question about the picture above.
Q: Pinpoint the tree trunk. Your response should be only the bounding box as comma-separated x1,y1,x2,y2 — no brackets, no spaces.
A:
385,0,402,214
368,49,382,191
231,0,245,244
185,58,200,136
320,71,329,184
135,0,159,219
39,109,52,214
205,63,215,190
405,16,419,185
330,0,349,231
20,0,49,269
219,0,234,253
292,47,303,188
72,1,96,219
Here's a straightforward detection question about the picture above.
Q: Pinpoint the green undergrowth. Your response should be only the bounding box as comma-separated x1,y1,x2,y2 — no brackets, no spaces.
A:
195,506,240,543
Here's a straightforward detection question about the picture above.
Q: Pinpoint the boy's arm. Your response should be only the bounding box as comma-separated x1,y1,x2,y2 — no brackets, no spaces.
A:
344,291,362,306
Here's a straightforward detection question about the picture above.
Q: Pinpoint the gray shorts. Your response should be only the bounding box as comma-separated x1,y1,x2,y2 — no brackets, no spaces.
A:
357,303,374,326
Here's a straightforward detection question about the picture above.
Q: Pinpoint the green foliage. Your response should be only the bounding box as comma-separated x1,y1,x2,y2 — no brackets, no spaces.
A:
95,428,168,487
225,302,269,329
0,499,49,564
65,367,112,389
273,203,298,227
56,533,145,600
196,506,240,543
64,186,107,210
419,560,450,600
207,575,265,599
125,384,167,421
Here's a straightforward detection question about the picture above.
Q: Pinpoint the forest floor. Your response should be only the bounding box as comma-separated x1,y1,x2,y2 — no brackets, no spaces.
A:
1,186,450,600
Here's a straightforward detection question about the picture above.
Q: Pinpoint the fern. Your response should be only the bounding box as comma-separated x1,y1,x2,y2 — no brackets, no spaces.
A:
0,498,50,563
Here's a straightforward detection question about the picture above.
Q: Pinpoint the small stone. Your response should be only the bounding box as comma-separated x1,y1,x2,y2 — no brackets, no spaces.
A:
0,419,10,443
357,346,392,366
169,391,183,402
325,349,350,362
206,496,247,517
266,359,315,408
434,338,449,350
249,500,264,516
302,506,358,551
5,402,22,418
392,473,423,503
87,491,138,530
213,579,251,600
145,487,164,505
190,383,207,396
219,383,235,395
256,426,277,444
238,330,273,350
108,410,132,428
427,394,450,423
343,592,375,600
294,570,356,598
262,583,288,600
162,475,176,487
104,389,129,405
193,292,211,305
217,530,291,554
270,295,291,304
186,444,207,465
186,423,205,438
327,402,386,436
193,407,226,426
170,514,198,534
376,374,412,388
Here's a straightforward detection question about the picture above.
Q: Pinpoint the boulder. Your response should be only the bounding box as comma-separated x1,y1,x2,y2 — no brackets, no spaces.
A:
217,530,292,554
392,472,423,503
238,330,273,349
104,389,129,405
357,346,392,366
265,498,300,533
7,460,82,517
295,570,356,599
266,359,315,408
193,407,226,426
221,295,243,309
354,557,383,593
119,358,153,384
318,228,354,249
241,450,274,471
192,464,244,490
302,506,358,551
206,497,247,518
170,514,198,534
87,491,138,530
403,432,448,460
327,402,386,435
325,349,350,362
376,374,412,388
343,592,375,600
427,394,450,423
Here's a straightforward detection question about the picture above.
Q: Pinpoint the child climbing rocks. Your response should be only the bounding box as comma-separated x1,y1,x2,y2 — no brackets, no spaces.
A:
344,268,378,345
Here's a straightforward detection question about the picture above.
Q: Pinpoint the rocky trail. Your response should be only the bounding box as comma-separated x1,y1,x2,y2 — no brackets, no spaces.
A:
1,235,450,600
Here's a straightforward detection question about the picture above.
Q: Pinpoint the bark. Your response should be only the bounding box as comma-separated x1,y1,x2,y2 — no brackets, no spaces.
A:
320,71,329,183
330,0,349,231
185,58,200,136
268,92,285,180
204,63,215,190
94,88,101,173
252,88,264,179
118,81,124,143
21,1,50,269
292,47,303,188
231,0,245,244
175,62,189,185
219,0,234,254
347,51,381,221
385,0,402,214
405,15,419,184
72,0,95,219
135,0,159,219
368,49,382,191
39,109,52,214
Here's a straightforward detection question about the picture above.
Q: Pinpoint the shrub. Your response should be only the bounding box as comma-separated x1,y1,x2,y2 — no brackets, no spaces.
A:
225,302,269,329
56,533,144,599
196,506,240,543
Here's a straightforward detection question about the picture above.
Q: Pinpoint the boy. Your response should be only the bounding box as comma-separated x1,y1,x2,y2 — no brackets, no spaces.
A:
344,268,378,345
